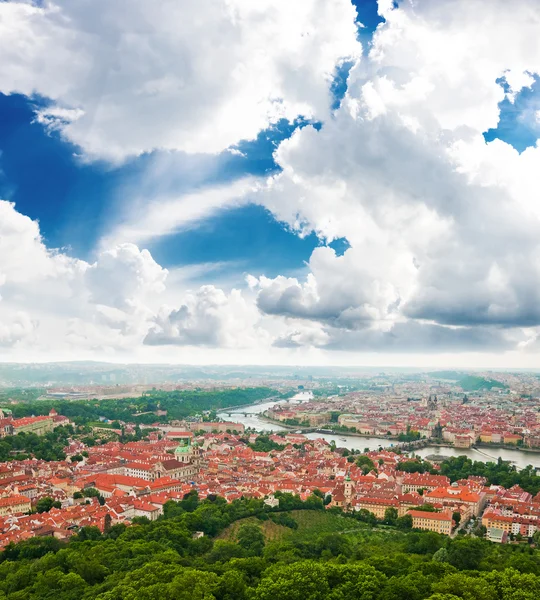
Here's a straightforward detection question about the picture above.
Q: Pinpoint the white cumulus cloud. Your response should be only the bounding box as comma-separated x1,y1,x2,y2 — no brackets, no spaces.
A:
249,0,540,354
145,285,266,348
0,0,361,161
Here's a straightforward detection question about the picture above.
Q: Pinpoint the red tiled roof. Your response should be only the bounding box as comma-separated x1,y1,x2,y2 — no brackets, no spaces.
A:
409,510,452,521
0,495,31,507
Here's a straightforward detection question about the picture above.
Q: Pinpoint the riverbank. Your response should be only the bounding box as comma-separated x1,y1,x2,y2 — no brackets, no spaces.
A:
474,442,540,454
219,391,312,416
259,413,428,445
217,396,284,413
253,413,540,458
220,398,540,469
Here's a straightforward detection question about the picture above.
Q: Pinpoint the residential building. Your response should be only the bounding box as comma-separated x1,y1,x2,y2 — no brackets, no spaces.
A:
0,495,32,516
408,509,453,534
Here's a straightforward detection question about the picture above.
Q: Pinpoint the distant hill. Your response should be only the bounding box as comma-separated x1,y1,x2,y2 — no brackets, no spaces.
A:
458,375,508,391
428,371,508,391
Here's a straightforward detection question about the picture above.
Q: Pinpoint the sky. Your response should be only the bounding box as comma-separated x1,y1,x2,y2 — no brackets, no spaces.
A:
1,0,540,367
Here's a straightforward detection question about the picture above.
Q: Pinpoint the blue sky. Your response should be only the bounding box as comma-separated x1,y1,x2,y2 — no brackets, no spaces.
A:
0,1,536,273
484,75,540,153
0,97,331,274
0,0,383,274
2,64,537,275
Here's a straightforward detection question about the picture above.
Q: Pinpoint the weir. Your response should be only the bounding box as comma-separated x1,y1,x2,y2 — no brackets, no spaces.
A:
472,445,516,464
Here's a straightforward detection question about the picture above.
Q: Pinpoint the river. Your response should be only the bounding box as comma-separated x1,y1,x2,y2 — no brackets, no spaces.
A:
218,392,540,470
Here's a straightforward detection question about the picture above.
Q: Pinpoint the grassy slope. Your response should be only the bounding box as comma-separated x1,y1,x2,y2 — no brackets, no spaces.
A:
218,510,366,543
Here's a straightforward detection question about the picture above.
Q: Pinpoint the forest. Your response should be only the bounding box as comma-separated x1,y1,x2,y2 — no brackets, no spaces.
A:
0,427,74,462
3,387,280,425
438,456,540,496
1,491,540,599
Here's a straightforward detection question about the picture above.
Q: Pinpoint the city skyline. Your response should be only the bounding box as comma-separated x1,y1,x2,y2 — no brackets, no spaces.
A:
1,0,540,367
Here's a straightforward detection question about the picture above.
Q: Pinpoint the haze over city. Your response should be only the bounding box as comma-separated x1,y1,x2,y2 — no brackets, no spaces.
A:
1,0,540,367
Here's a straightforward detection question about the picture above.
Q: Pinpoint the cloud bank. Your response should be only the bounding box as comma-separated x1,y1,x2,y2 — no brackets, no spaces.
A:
1,0,540,365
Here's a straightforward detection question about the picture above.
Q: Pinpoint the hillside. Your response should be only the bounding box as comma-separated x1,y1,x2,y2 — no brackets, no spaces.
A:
458,375,508,391
218,509,366,543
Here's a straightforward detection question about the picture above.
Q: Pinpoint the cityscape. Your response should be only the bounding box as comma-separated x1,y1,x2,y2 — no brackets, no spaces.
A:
1,366,540,552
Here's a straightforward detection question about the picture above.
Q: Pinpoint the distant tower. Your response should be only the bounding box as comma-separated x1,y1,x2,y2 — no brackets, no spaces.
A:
344,473,355,500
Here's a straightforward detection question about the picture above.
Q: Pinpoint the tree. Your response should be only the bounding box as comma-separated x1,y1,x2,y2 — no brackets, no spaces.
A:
181,489,199,512
413,504,439,513
397,460,427,474
36,497,61,513
452,512,461,526
254,561,330,600
356,455,375,471
432,573,496,600
406,532,445,555
324,563,387,600
72,559,108,585
381,572,432,600
220,569,248,600
396,514,413,530
433,548,450,563
317,533,352,558
355,509,377,526
207,540,244,563
486,567,540,598
473,524,487,538
447,537,486,571
237,524,265,556
303,495,324,511
76,526,102,541
384,507,398,526
106,523,127,539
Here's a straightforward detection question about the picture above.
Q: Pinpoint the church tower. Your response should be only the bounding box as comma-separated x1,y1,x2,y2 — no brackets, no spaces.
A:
174,437,202,467
344,473,355,500
174,437,193,463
